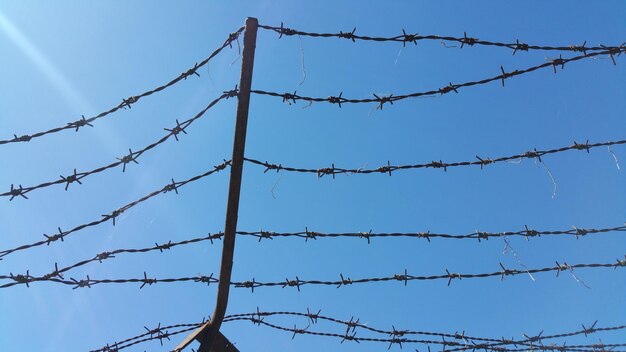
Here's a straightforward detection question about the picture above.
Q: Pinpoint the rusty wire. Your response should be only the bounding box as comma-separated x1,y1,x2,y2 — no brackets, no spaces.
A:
0,27,244,146
251,47,624,108
259,22,624,55
2,257,624,290
1,223,621,289
89,310,626,352
245,139,626,178
1,89,237,200
0,160,231,261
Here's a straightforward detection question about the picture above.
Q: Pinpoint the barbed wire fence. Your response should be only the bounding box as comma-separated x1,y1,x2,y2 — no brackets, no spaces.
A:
1,19,624,352
89,310,626,352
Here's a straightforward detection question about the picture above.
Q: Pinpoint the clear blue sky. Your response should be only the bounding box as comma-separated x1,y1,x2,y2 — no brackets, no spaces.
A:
1,1,625,351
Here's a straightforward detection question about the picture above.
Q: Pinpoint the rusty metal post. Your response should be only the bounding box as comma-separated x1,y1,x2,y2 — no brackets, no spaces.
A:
174,17,257,352
209,13,258,333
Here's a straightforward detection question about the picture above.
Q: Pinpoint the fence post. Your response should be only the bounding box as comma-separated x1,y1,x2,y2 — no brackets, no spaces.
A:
174,16,258,352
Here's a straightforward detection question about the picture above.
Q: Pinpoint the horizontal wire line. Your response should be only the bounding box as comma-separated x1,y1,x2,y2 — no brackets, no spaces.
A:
0,27,244,146
2,258,624,290
245,139,626,177
259,23,624,54
251,47,625,108
238,224,626,242
1,91,237,200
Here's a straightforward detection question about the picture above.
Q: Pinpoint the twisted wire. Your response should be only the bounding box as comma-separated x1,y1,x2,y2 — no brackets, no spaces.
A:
2,258,624,289
245,317,626,352
260,23,624,54
7,137,622,260
245,139,626,178
0,233,226,288
238,224,626,243
0,27,244,146
89,310,626,352
1,224,621,289
251,47,625,108
1,89,237,200
229,259,625,291
226,311,626,348
0,160,231,261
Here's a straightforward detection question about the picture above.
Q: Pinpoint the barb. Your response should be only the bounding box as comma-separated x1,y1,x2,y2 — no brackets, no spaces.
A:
4,258,622,289
259,23,623,55
245,139,626,177
1,90,237,200
0,160,231,261
251,47,625,108
90,310,626,352
0,27,244,146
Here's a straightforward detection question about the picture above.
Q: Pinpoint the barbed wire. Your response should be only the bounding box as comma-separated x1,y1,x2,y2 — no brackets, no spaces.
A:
0,27,244,146
238,224,626,243
2,223,621,289
0,233,227,288
5,20,625,352
226,311,626,350
0,160,231,261
245,139,626,178
244,317,626,352
3,257,624,290
6,137,621,261
94,323,203,352
89,310,626,352
90,319,209,352
229,259,625,291
259,22,624,55
251,47,624,109
0,272,220,289
1,89,238,200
